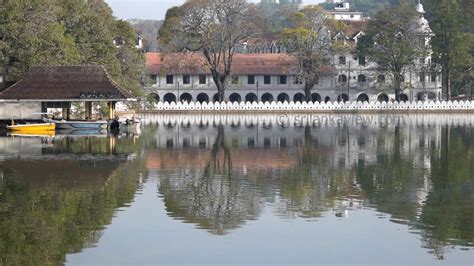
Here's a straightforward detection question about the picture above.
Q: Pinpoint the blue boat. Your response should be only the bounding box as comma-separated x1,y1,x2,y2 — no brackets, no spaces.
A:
46,119,108,130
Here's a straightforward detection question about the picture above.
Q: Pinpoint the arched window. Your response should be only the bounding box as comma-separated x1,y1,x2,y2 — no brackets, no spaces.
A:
377,93,389,102
245,93,258,103
377,74,385,83
357,74,367,82
311,93,321,103
293,93,305,103
337,94,349,102
261,93,274,103
338,74,347,83
229,93,241,103
149,93,160,102
277,93,290,103
357,94,369,102
179,93,192,103
196,93,209,103
163,93,176,103
399,94,409,102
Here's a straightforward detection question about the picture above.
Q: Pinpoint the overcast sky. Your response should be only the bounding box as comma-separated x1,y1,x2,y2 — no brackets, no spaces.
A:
105,0,325,20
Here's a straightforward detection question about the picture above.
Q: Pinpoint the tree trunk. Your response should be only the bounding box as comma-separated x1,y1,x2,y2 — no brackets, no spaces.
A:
445,68,451,100
304,84,312,102
210,69,226,102
393,77,401,102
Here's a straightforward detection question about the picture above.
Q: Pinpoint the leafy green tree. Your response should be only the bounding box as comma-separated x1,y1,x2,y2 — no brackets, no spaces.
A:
158,6,187,52
424,0,474,98
356,2,425,101
282,6,340,101
0,0,145,96
0,0,82,82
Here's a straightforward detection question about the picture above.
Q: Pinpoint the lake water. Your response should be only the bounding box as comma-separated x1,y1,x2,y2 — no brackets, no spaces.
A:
0,113,473,265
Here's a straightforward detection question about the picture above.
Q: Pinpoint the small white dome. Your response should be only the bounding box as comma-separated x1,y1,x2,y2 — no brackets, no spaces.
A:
416,1,425,14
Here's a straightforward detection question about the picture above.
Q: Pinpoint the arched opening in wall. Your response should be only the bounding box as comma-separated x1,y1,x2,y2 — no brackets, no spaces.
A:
213,93,220,102
179,93,192,103
377,93,389,102
417,92,425,101
149,93,160,102
163,93,176,103
293,93,305,102
399,94,409,102
196,93,209,103
427,92,437,100
337,93,349,102
277,93,290,102
377,74,385,83
229,93,241,103
357,74,367,83
324,96,331,103
338,74,347,83
356,93,369,102
245,93,258,103
261,93,274,103
311,93,321,103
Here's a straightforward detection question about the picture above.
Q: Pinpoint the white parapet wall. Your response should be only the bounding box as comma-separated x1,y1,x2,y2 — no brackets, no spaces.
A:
0,101,42,120
142,100,474,112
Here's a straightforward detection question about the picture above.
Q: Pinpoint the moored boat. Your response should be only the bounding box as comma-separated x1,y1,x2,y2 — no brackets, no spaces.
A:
46,119,108,130
7,123,55,132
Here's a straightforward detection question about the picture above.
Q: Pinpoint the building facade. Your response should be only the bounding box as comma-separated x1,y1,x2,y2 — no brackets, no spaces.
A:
145,1,441,103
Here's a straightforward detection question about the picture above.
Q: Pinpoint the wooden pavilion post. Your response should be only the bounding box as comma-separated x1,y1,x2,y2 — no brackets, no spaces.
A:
85,102,93,120
107,101,116,119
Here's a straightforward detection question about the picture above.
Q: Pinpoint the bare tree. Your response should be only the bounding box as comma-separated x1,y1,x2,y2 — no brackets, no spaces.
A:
178,0,259,102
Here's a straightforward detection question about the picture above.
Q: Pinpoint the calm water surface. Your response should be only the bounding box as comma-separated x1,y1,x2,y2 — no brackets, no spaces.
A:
0,114,473,265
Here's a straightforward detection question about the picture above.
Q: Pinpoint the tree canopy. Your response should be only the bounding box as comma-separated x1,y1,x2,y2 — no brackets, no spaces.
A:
158,0,261,102
282,5,340,101
356,2,425,100
0,0,145,96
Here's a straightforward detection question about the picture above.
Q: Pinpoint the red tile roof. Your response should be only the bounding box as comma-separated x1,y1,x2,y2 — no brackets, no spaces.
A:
0,65,132,101
147,52,302,75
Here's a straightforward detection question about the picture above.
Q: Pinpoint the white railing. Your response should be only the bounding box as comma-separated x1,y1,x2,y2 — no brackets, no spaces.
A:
144,100,474,112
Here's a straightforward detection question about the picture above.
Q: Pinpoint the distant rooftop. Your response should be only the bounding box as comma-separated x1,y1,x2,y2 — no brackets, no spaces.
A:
147,53,336,76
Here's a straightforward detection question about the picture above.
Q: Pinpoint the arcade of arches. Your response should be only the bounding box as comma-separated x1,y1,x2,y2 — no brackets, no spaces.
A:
153,91,411,104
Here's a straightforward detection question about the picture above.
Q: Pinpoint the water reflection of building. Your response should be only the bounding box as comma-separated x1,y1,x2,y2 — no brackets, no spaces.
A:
143,114,472,168
143,113,474,258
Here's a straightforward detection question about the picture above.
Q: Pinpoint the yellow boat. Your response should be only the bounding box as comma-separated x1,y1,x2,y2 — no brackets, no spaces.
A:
7,122,56,132
8,131,56,137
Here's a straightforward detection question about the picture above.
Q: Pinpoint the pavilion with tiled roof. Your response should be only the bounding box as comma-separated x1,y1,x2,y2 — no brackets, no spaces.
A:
0,65,132,120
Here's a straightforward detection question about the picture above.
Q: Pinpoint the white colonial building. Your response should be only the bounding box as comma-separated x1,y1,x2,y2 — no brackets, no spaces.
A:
145,1,441,103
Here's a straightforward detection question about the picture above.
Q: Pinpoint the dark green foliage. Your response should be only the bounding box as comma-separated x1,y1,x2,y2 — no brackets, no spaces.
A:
424,0,474,98
0,0,145,96
356,2,423,100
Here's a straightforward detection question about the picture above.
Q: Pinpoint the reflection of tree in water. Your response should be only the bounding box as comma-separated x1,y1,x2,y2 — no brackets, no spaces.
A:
275,125,362,219
159,125,263,235
418,126,474,259
355,125,474,259
355,124,428,221
154,118,473,256
0,156,144,265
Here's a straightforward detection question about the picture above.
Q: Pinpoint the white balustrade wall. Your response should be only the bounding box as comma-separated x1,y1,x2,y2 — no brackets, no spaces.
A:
143,100,474,112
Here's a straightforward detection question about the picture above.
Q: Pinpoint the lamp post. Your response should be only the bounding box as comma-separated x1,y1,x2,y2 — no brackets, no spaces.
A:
177,81,180,103
347,61,351,102
256,81,259,102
